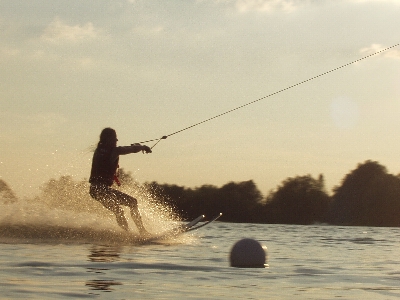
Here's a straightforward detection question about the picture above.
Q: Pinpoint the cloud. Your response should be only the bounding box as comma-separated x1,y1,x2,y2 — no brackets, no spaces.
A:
360,44,400,60
132,25,164,37
351,0,400,3
234,0,306,13
208,0,400,13
41,17,101,44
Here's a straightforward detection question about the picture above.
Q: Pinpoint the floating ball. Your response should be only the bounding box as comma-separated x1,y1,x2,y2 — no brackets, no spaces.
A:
230,238,268,268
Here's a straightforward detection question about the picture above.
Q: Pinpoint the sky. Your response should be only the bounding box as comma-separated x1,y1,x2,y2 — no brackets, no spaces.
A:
1,0,400,198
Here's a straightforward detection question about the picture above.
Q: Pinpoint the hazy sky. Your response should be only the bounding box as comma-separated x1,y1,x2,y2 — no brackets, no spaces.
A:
1,0,400,198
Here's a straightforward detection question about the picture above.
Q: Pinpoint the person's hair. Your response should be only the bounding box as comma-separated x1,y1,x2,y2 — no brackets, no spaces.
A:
98,127,117,147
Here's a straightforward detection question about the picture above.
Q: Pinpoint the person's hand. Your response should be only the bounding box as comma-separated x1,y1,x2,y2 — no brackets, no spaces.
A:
142,145,152,153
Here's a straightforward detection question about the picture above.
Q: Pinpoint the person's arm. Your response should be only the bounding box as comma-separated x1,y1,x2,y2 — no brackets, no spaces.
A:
111,144,152,161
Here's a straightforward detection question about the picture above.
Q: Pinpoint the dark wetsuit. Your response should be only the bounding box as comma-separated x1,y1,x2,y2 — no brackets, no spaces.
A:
89,144,147,233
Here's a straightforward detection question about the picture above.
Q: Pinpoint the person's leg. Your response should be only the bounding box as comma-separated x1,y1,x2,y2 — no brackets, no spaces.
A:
113,206,129,231
90,185,129,231
112,189,149,235
129,205,149,235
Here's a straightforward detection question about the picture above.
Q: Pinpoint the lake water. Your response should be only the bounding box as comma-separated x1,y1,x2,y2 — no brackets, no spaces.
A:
1,220,400,299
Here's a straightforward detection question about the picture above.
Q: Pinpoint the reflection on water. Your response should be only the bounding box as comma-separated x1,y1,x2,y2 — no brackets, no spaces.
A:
86,245,123,293
88,245,122,262
86,279,122,292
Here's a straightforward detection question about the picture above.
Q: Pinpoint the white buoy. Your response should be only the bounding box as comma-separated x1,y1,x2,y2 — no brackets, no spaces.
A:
230,238,268,268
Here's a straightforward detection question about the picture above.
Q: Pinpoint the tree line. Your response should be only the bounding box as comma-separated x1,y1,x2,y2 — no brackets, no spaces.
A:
1,160,400,227
144,160,400,227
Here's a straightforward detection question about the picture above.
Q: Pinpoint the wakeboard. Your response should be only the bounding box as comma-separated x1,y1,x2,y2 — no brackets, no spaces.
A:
139,213,222,243
186,213,222,232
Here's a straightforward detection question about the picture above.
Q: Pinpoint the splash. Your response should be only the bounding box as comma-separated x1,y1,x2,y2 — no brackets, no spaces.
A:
0,177,189,245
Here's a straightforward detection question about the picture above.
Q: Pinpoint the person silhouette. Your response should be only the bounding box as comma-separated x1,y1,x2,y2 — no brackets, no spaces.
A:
89,127,152,235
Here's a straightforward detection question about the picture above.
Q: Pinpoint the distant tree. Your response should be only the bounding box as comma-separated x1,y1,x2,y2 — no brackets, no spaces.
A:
149,182,186,206
145,180,264,222
146,182,221,219
218,180,263,222
330,160,400,226
0,179,17,204
186,184,221,219
144,181,188,216
265,174,331,224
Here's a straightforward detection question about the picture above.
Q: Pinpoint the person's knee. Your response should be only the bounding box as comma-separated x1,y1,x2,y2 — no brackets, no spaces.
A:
113,205,125,216
130,197,138,207
89,185,106,200
115,213,129,231
121,195,138,208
